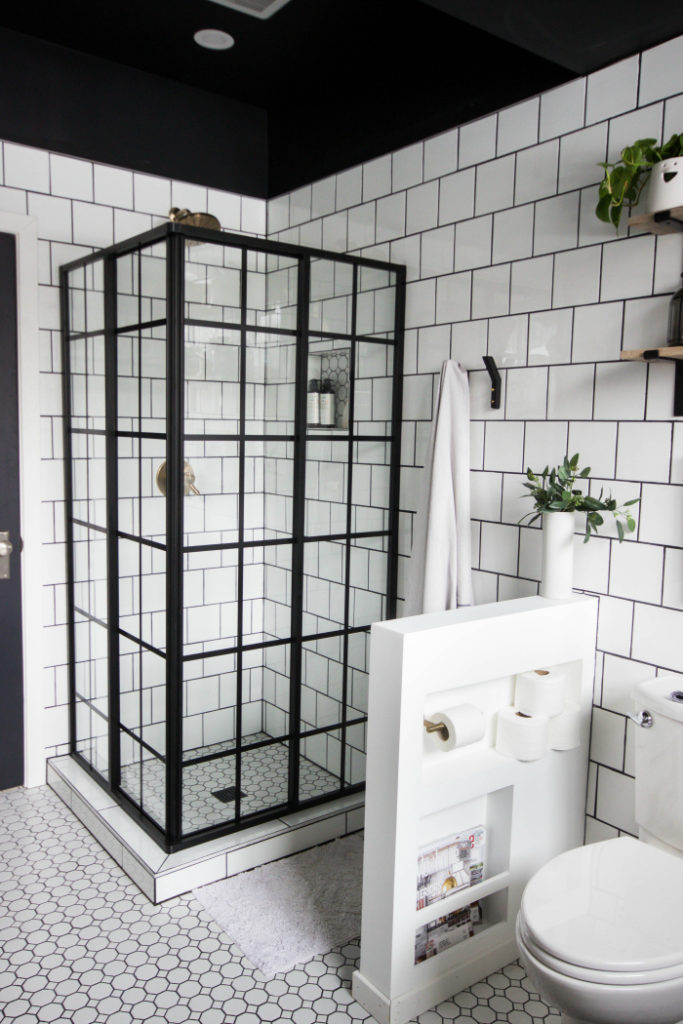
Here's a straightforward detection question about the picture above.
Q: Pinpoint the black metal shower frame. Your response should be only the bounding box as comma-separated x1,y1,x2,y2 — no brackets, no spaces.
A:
60,221,405,852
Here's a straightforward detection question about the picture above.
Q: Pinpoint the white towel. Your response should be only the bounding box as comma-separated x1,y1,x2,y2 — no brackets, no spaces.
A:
404,360,473,615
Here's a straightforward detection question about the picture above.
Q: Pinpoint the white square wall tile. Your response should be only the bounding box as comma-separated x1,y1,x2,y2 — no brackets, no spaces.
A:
609,541,663,604
523,420,568,473
539,79,586,142
663,548,683,610
72,201,114,248
451,318,487,368
375,192,406,244
574,533,610,592
471,264,510,319
616,422,672,483
4,142,50,192
363,155,391,202
518,524,542,580
207,190,241,231
347,201,375,251
505,366,548,420
515,140,559,205
416,324,450,374
602,653,656,715
632,603,683,673
492,205,534,264
547,363,595,420
639,483,683,547
405,279,435,329
392,143,423,191
510,256,553,314
479,521,519,576
593,362,647,421
639,34,683,105
586,55,639,124
50,154,93,201
435,271,471,324
171,180,207,212
459,115,497,168
475,156,514,215
454,216,492,271
424,127,459,180
553,246,602,309
438,168,475,225
406,181,439,235
336,166,362,210
470,471,503,521
596,766,636,835
654,233,683,295
600,236,656,302
241,196,266,235
421,225,454,278
578,185,617,248
134,173,171,216
28,193,72,243
597,595,633,657
567,421,617,479
533,192,580,256
502,473,530,531
483,420,524,472
558,123,608,192
311,176,336,219
497,97,539,155
590,707,626,770
664,93,683,142
607,104,664,163
528,308,573,365
673,423,683,484
488,314,528,367
572,302,623,363
289,185,311,225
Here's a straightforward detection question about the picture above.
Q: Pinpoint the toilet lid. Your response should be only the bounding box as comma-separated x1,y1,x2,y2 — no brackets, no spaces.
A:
521,837,683,973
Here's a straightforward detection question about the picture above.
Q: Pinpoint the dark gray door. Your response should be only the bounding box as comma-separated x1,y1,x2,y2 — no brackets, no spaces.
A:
0,231,24,789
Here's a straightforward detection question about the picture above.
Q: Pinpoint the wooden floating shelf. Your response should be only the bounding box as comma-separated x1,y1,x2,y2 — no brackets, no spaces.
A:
628,206,683,235
621,346,683,361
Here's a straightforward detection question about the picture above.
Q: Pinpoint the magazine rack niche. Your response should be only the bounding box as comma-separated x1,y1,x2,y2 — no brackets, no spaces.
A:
352,595,598,1024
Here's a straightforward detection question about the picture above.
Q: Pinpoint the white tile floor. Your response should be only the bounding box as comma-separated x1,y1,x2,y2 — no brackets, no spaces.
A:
0,784,562,1024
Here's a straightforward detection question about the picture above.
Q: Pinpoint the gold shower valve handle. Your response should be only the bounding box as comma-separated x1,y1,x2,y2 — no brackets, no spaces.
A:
155,460,201,497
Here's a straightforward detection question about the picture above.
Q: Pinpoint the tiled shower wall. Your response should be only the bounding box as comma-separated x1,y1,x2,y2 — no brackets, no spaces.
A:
0,140,266,760
267,35,683,842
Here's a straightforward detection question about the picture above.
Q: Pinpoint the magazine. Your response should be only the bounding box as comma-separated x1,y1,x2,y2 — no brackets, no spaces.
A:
416,825,486,910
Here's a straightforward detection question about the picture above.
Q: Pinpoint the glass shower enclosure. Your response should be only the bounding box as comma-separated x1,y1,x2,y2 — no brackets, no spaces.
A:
60,221,404,851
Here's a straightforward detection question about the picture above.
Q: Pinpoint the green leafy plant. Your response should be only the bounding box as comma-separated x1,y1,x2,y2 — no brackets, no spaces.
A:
596,133,683,231
519,454,639,543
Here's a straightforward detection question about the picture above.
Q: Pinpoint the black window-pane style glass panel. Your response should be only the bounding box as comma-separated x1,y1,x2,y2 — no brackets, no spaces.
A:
63,230,403,851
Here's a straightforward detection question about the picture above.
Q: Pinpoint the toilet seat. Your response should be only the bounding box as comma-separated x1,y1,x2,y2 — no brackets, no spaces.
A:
519,837,683,983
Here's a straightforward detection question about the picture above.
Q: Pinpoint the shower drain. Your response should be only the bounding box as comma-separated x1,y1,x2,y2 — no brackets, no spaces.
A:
212,786,246,803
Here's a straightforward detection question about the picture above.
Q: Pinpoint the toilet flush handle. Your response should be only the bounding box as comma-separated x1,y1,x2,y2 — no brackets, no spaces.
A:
629,709,653,728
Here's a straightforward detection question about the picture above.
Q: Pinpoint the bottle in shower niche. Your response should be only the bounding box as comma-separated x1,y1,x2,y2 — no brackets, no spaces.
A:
307,379,320,425
319,378,336,426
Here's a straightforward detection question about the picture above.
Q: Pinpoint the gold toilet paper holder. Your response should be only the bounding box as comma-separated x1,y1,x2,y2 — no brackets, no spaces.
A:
423,718,450,741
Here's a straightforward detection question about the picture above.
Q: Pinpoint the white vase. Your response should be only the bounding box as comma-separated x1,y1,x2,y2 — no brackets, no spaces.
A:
540,511,575,599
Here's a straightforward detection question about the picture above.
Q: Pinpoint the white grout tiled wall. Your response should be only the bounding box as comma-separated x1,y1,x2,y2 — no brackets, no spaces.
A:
0,139,267,762
266,34,683,843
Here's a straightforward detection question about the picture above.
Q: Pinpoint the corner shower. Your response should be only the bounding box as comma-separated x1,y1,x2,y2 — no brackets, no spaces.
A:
60,221,405,851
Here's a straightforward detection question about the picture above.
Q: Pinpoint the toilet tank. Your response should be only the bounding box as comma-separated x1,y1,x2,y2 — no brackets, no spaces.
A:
634,677,683,852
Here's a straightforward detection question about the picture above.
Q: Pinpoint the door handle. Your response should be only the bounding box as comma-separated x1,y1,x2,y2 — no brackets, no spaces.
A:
0,531,13,579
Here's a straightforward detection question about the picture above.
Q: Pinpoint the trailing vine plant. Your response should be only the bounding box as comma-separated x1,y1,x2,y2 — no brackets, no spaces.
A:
596,133,683,231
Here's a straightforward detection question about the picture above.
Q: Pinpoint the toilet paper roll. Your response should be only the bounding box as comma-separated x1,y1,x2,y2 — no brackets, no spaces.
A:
427,704,485,751
514,668,566,719
495,706,549,762
549,702,582,750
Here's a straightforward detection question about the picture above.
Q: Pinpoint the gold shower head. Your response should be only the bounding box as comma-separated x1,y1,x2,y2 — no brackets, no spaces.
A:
168,207,221,238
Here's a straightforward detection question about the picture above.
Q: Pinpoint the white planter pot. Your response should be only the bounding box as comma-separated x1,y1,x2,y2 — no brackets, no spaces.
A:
540,511,575,600
645,158,683,214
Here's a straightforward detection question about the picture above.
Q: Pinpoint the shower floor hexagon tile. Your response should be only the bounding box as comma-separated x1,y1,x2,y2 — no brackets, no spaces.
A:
0,785,561,1024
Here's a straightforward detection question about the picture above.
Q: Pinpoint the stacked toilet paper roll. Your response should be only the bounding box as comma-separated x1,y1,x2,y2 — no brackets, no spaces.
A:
495,666,581,761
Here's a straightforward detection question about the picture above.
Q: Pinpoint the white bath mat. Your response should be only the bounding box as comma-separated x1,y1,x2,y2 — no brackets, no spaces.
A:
193,832,364,977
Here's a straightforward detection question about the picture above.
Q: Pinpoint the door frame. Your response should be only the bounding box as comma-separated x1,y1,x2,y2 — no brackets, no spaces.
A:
0,211,44,787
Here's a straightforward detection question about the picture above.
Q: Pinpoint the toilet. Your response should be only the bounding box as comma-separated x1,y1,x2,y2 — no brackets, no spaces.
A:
516,676,683,1024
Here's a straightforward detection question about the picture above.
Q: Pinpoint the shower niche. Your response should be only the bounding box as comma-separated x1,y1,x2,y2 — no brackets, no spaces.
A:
61,222,404,852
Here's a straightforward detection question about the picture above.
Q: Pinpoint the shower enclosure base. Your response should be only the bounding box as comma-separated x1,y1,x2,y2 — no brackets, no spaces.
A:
47,755,364,904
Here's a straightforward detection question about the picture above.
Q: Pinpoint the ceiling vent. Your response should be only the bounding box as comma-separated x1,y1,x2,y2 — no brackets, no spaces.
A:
205,0,293,17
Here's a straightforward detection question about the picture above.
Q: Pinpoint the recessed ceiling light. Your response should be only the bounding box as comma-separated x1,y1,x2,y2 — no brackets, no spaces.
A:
194,28,235,50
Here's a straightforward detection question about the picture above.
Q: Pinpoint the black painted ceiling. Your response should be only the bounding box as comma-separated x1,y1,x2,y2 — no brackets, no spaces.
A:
1,0,681,196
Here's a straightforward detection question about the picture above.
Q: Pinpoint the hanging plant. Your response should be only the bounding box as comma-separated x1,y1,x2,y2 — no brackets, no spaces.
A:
519,454,639,543
595,133,683,231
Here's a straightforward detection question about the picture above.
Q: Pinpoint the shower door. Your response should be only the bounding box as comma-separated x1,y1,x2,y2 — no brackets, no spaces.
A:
62,223,404,851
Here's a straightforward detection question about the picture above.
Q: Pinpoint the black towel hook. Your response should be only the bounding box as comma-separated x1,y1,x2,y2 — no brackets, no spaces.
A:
482,356,501,409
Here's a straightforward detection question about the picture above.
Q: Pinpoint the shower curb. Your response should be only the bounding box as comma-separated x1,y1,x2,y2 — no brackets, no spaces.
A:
47,755,364,903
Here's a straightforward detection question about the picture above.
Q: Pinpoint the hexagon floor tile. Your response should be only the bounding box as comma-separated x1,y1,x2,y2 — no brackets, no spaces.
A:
0,784,562,1023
